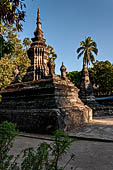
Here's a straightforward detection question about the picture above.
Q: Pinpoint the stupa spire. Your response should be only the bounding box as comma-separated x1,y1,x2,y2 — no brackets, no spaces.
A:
37,8,41,30
33,8,44,41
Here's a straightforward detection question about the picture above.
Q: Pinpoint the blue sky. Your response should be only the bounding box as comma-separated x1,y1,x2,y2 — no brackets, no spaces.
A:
20,0,113,74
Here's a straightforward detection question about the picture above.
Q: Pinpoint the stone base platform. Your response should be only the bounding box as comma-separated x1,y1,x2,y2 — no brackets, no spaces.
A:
0,76,92,134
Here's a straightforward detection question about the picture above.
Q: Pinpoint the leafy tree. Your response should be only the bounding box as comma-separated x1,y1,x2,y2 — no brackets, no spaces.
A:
67,71,82,88
0,56,15,88
0,24,31,89
0,35,14,59
77,37,98,67
0,0,26,31
89,60,113,95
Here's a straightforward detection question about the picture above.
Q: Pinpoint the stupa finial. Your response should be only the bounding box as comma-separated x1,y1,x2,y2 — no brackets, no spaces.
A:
33,8,44,40
37,8,41,29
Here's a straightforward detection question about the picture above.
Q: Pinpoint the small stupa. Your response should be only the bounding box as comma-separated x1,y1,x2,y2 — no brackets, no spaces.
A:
0,9,92,133
79,63,95,104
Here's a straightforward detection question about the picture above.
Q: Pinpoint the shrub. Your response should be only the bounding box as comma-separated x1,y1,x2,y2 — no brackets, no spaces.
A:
0,121,19,169
0,121,75,170
21,130,74,170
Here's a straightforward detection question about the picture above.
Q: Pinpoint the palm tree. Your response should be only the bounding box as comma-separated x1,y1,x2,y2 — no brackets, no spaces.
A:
77,37,98,67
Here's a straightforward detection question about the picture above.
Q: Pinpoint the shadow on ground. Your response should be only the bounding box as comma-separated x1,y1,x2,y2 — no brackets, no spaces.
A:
10,116,113,170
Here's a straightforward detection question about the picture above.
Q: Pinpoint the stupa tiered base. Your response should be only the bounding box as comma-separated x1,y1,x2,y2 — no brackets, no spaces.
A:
0,75,92,133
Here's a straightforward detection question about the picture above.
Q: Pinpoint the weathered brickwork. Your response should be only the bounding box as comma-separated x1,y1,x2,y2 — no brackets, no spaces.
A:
87,101,113,117
0,76,92,133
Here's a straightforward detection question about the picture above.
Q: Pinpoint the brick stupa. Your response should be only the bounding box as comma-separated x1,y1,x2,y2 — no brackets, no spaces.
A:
0,9,92,133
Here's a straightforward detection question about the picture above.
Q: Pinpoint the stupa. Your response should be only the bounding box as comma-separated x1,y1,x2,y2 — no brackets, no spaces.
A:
0,9,92,133
79,63,95,104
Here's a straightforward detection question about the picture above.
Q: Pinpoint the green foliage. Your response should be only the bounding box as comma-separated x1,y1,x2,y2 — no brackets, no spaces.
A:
21,143,50,170
23,37,31,50
0,56,15,88
0,35,14,59
0,24,31,89
77,37,98,67
47,45,57,62
0,123,74,170
0,121,19,170
67,60,113,95
20,130,74,170
0,0,26,30
89,60,113,95
51,130,73,170
67,71,82,88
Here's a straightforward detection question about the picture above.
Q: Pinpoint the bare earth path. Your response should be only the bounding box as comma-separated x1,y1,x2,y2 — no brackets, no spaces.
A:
10,116,113,170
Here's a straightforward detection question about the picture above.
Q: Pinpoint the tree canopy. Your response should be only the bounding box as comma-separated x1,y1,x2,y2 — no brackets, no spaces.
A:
0,24,30,89
67,71,82,88
89,60,113,96
0,34,14,59
77,37,98,67
67,60,113,96
0,0,26,31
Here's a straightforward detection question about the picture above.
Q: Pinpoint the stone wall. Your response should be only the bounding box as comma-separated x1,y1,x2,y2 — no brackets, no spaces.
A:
87,100,113,117
0,76,92,134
